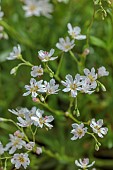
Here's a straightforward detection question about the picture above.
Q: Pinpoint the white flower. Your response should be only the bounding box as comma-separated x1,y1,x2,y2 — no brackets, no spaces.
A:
11,153,30,169
17,116,33,127
44,79,60,94
8,107,29,118
82,67,97,88
0,6,4,20
38,0,53,18
23,0,53,18
98,66,109,77
23,78,46,98
36,147,42,155
67,23,86,40
31,65,43,77
80,79,95,94
23,0,41,17
75,158,95,169
4,133,26,154
61,74,81,97
7,45,21,60
0,141,4,155
90,119,108,138
71,123,87,140
25,142,35,151
31,109,54,129
38,49,58,62
56,36,75,52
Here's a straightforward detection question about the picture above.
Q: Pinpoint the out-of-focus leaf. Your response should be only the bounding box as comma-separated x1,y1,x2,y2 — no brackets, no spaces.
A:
90,36,107,49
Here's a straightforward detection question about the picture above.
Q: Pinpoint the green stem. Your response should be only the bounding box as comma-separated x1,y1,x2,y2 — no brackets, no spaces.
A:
87,131,99,144
55,52,64,76
30,126,35,143
69,50,79,64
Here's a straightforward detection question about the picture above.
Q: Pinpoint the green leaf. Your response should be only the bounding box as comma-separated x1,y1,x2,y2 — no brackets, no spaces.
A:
90,36,107,49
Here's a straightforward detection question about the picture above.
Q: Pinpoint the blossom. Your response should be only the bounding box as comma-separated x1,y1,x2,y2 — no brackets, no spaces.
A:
44,79,60,94
38,0,53,18
8,107,29,117
31,65,43,77
0,26,8,40
23,0,41,17
11,153,30,169
97,66,109,77
7,45,21,60
31,109,54,129
25,142,35,151
36,147,42,155
90,119,108,138
38,49,58,62
61,74,81,97
56,36,75,52
0,141,4,155
75,158,95,169
23,78,46,98
71,123,87,140
67,23,86,40
80,79,95,94
4,133,26,154
23,0,53,18
82,67,97,88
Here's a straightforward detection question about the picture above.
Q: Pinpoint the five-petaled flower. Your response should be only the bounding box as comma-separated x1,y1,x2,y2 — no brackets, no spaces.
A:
67,23,86,40
23,78,46,98
71,123,87,140
56,36,75,52
11,153,30,169
75,158,95,169
38,49,58,62
31,109,54,129
7,45,21,60
90,119,108,138
31,65,44,77
61,74,81,97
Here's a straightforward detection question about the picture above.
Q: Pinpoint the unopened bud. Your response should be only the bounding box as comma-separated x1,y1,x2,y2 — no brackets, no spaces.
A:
36,147,42,155
32,98,40,103
95,143,99,151
40,96,45,102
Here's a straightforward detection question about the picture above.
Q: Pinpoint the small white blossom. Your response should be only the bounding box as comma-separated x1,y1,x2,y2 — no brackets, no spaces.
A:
31,109,54,129
7,45,21,60
23,0,41,17
4,133,26,154
36,147,42,155
31,65,43,77
97,66,109,77
90,119,108,138
80,79,95,94
67,23,86,40
82,67,97,88
56,36,75,52
38,0,53,18
11,153,30,169
71,123,87,140
23,78,46,98
38,49,58,62
8,107,29,117
23,0,53,18
25,142,35,151
61,74,81,97
44,79,60,94
0,141,4,155
75,158,95,169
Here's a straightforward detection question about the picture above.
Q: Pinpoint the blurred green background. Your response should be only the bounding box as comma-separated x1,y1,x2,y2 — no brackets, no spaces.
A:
0,0,113,169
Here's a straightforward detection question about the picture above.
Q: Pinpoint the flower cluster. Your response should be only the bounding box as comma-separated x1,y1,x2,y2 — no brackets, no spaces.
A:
71,119,108,141
9,107,54,129
22,0,53,18
56,23,86,52
62,67,109,97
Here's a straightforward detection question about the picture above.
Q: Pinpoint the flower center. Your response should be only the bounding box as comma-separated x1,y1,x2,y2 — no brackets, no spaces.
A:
29,5,37,12
88,75,94,82
77,129,83,136
30,86,38,92
70,83,77,90
18,156,25,163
